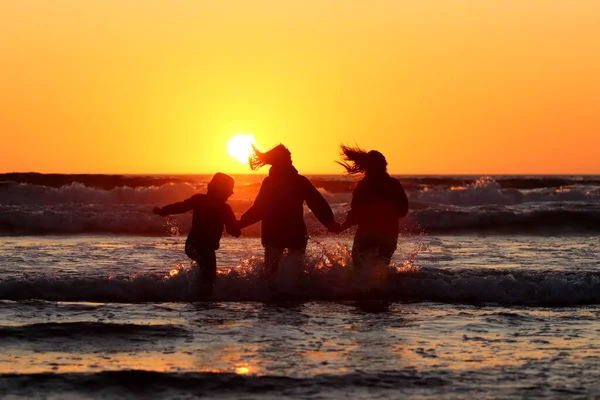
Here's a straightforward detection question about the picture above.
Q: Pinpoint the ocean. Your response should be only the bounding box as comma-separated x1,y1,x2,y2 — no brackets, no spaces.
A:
1,173,599,399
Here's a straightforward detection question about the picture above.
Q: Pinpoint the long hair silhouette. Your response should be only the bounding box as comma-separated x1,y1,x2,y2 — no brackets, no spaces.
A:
336,144,408,270
336,145,387,175
242,143,337,280
249,144,292,171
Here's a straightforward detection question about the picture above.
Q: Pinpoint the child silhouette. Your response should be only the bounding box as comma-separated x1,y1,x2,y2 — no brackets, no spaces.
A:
154,173,240,299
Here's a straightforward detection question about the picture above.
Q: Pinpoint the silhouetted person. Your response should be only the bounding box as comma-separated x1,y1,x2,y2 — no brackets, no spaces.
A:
337,145,409,268
153,173,240,299
240,144,339,279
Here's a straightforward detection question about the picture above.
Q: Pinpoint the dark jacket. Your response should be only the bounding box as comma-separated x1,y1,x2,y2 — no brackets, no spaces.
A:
241,165,335,248
346,173,409,239
159,194,240,251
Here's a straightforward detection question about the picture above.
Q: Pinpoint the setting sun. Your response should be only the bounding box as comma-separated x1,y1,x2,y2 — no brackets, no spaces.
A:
227,134,260,165
1,3,600,399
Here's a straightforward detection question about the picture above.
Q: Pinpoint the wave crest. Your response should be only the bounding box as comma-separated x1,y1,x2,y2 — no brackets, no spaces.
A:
1,247,599,306
2,176,600,235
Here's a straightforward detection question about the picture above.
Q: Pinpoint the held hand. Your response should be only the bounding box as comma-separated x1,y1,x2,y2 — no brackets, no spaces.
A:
238,218,254,230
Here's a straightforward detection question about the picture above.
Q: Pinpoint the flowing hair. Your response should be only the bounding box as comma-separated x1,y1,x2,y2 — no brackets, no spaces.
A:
336,144,387,175
249,144,292,171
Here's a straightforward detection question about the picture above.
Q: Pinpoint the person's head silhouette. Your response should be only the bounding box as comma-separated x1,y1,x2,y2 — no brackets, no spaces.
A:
207,172,235,202
337,145,388,176
249,144,292,171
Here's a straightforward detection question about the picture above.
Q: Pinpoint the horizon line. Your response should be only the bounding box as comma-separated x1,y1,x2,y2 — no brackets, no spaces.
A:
2,171,600,177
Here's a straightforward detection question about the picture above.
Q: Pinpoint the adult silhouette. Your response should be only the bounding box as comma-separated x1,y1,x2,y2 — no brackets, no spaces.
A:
337,145,409,268
240,144,339,278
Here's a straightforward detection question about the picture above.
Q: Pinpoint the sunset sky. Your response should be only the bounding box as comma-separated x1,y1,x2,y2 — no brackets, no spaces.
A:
1,1,599,174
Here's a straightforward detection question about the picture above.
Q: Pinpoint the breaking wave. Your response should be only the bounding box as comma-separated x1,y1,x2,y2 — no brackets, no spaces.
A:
1,174,599,235
1,250,600,306
1,204,599,235
2,177,599,206
3,172,599,191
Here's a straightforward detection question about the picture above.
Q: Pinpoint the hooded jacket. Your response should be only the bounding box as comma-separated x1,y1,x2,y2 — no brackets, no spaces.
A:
346,173,409,238
159,194,239,251
241,164,334,248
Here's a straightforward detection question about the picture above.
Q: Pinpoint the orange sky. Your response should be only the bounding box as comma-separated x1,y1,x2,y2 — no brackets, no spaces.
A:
1,1,599,174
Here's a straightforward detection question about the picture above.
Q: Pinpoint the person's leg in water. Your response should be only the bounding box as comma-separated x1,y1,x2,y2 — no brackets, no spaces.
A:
263,247,284,297
264,247,284,279
280,247,306,290
351,233,398,291
195,250,217,299
286,247,306,272
264,247,306,277
374,233,398,267
263,247,306,297
352,233,397,268
351,232,379,270
185,242,217,300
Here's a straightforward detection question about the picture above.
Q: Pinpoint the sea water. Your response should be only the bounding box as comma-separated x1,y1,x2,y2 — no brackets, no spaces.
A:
1,174,599,398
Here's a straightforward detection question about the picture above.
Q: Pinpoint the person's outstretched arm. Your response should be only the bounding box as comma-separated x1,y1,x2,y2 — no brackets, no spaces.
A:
239,179,270,229
224,205,241,238
153,196,197,216
303,178,339,232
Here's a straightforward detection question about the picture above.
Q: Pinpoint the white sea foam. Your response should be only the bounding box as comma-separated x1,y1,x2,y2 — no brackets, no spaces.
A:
2,248,599,305
1,176,599,235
